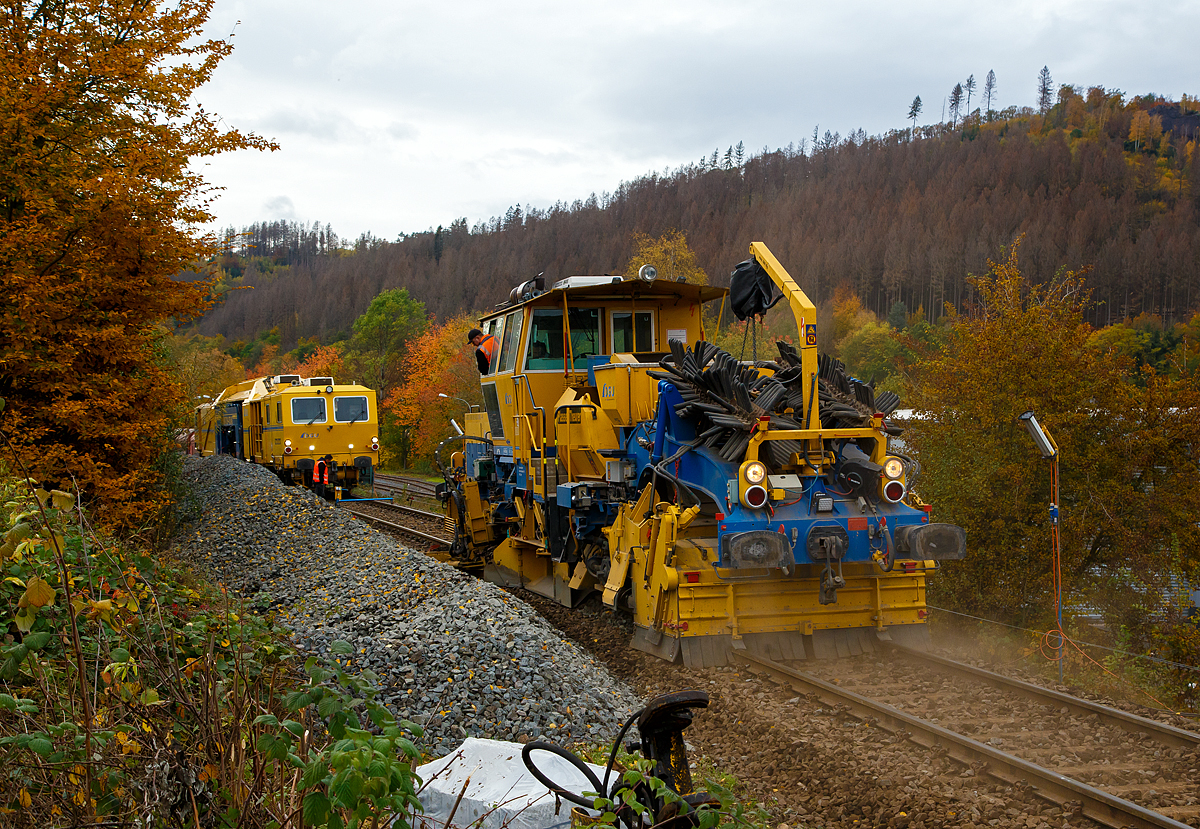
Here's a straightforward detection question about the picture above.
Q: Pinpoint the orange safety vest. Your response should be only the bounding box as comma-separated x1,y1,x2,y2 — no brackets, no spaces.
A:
477,334,498,366
315,461,330,485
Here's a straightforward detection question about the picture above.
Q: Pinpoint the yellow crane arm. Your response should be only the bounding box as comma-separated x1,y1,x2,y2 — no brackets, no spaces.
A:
749,242,820,430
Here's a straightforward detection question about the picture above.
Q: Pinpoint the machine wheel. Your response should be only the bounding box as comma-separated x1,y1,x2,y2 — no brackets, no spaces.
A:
582,541,610,581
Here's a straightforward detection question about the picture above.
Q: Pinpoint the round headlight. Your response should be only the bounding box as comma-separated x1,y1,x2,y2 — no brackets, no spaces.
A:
883,458,905,479
325,385,334,393
371,436,378,443
348,443,354,450
638,264,657,283
284,439,292,447
743,461,767,485
309,445,316,451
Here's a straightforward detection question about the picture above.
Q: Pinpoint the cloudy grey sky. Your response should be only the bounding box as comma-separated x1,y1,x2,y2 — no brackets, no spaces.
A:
195,0,1200,240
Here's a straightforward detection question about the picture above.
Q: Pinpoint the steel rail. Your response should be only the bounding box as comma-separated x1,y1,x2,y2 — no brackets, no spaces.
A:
731,651,1193,829
365,500,445,522
891,644,1200,749
373,473,438,497
342,505,450,549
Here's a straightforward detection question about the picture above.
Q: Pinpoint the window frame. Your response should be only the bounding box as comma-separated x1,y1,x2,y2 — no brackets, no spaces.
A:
483,316,504,377
610,309,656,353
333,395,370,423
523,307,603,372
497,310,524,374
290,396,327,425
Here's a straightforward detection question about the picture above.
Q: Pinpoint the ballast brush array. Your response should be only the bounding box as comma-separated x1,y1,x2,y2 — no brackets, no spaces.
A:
649,340,903,468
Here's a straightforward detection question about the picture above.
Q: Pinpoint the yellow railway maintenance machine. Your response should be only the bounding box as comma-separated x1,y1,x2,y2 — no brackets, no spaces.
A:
195,375,381,496
439,244,965,667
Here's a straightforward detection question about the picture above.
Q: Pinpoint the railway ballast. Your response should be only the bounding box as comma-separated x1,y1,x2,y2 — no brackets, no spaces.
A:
174,455,640,756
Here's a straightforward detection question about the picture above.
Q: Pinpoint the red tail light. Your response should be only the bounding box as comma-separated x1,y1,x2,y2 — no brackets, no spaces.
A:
744,485,768,508
284,446,292,454
883,481,906,503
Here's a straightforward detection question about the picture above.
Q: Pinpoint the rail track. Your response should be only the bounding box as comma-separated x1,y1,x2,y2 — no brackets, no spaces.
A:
340,498,451,550
733,646,1200,829
371,472,438,503
330,500,1200,828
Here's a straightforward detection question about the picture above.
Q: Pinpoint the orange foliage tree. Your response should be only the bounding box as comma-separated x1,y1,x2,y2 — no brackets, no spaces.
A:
296,344,348,381
384,315,481,467
0,0,272,531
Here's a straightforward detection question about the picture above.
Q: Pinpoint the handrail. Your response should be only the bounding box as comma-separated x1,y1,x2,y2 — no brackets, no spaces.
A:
513,374,548,496
562,294,576,381
513,374,546,453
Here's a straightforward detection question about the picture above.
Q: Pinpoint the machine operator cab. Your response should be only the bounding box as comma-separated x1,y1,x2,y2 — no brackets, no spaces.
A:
458,269,727,501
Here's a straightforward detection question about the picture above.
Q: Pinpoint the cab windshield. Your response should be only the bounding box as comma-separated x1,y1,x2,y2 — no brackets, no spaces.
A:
526,308,600,370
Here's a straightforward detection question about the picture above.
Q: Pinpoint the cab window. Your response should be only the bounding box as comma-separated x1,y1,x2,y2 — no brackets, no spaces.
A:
484,316,504,377
265,404,271,425
612,311,654,352
334,396,369,423
291,397,326,424
526,308,601,370
568,307,602,362
276,401,282,423
498,310,524,373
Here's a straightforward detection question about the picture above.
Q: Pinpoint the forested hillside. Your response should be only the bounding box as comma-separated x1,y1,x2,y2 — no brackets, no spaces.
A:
196,87,1200,348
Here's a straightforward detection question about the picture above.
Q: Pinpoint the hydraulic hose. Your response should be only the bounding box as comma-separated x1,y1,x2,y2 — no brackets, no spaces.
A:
520,707,644,818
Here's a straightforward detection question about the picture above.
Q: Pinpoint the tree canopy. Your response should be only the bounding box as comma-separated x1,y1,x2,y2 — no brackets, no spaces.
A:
624,229,709,285
0,0,270,529
347,288,428,400
904,243,1200,650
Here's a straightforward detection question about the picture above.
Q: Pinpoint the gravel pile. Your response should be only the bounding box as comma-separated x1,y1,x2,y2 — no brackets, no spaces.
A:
173,455,640,756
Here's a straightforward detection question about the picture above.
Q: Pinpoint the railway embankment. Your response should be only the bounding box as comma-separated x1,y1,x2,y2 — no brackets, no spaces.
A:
173,455,639,756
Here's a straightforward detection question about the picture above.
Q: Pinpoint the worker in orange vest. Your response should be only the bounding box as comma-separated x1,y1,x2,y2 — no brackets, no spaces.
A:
468,328,498,373
314,454,333,499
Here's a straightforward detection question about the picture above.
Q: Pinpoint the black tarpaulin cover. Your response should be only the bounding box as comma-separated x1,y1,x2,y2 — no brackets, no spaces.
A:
728,257,782,321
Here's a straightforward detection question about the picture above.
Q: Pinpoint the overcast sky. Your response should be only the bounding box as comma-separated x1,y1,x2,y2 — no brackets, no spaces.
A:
194,0,1200,241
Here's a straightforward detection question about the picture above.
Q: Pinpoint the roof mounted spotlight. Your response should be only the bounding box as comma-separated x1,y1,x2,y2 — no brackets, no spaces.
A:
637,264,657,283
325,385,334,393
1018,411,1058,459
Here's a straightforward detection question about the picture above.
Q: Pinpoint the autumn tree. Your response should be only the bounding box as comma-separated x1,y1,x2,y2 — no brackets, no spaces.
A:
905,243,1200,646
167,334,246,406
829,286,875,347
839,321,902,387
383,315,479,466
296,344,348,382
1128,109,1163,152
0,0,271,530
624,230,709,285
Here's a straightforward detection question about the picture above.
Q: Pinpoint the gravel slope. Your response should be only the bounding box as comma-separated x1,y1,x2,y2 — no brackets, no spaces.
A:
173,456,640,756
